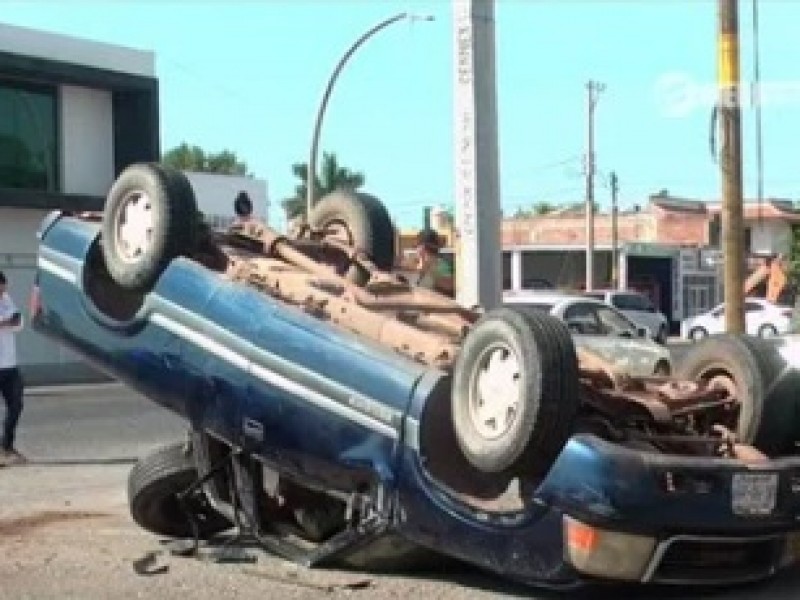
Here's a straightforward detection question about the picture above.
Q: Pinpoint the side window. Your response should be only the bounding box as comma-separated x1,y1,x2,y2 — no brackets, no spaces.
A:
610,294,627,309
744,301,763,312
613,294,639,311
563,303,601,334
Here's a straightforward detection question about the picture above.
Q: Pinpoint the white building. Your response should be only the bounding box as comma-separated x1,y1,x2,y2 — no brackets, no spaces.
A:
183,171,269,230
0,22,159,384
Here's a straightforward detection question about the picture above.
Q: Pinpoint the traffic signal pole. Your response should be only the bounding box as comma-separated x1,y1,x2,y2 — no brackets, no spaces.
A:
718,0,745,333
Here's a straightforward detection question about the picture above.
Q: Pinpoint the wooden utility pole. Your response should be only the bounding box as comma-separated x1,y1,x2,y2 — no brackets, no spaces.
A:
585,80,604,292
610,172,619,289
718,0,745,333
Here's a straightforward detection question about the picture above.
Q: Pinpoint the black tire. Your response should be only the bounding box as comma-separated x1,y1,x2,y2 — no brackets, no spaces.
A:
128,442,231,539
309,190,395,283
451,308,580,475
522,310,581,471
101,163,198,292
676,335,764,444
737,336,800,455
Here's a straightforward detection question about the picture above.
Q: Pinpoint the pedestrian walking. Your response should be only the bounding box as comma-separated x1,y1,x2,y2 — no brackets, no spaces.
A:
0,271,26,466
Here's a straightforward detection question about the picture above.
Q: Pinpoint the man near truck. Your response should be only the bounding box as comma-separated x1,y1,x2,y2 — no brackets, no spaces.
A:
0,271,25,466
414,229,455,297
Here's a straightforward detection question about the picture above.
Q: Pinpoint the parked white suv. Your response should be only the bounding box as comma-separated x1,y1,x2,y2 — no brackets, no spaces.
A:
584,290,670,344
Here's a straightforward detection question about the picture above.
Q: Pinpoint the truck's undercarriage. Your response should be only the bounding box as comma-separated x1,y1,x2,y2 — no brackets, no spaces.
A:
185,208,762,464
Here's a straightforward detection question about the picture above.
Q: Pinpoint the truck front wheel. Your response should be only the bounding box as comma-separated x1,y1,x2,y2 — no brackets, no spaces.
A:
128,442,231,539
451,308,579,476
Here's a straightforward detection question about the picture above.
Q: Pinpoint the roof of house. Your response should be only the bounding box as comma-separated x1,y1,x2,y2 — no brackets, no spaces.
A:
649,194,708,214
706,199,800,222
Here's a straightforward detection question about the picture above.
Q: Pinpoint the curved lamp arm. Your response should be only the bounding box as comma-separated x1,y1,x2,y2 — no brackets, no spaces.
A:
305,12,412,220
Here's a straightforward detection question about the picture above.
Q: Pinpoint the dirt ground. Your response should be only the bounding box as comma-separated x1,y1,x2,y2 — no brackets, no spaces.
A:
0,462,544,600
4,461,800,600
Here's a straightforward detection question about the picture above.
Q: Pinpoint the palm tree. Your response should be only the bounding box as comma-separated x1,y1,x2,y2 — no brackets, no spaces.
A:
282,152,365,220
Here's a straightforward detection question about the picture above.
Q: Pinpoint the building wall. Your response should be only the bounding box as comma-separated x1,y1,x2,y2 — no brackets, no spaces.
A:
517,249,611,290
60,85,115,195
502,213,658,246
0,23,159,384
654,210,710,245
0,22,154,77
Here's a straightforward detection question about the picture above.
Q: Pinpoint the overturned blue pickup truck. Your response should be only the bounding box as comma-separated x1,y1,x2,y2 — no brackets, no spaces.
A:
31,163,800,589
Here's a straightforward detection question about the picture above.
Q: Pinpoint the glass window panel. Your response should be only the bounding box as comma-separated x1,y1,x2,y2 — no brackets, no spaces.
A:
0,80,58,192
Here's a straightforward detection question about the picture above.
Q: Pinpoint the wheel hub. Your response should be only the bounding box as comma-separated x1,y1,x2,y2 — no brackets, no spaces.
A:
322,220,353,246
470,343,521,441
115,190,154,263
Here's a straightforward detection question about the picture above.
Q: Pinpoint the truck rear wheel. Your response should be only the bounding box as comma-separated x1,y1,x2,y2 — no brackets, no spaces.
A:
101,163,198,292
451,308,580,476
676,335,764,445
737,336,800,454
309,190,395,283
128,442,231,539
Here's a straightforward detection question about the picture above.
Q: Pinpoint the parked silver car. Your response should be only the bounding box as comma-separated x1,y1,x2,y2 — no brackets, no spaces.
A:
505,292,672,376
584,290,670,344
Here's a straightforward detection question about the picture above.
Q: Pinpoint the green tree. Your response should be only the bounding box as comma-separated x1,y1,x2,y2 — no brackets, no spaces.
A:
281,152,365,220
566,200,600,213
532,201,557,215
162,142,251,176
511,201,560,219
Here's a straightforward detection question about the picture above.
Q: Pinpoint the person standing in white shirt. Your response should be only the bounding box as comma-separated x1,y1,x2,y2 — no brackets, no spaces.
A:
0,271,25,465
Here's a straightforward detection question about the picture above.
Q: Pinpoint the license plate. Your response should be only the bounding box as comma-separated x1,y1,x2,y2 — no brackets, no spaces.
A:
732,472,778,516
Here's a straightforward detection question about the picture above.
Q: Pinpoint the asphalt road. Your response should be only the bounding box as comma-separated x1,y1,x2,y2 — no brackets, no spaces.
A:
7,385,800,599
18,384,186,463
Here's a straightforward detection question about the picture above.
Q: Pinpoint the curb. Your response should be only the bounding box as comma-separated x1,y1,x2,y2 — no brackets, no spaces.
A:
26,381,125,397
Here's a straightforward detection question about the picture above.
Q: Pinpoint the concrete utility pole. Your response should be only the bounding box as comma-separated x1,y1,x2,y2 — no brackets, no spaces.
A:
452,0,502,310
610,171,619,289
718,0,745,333
584,80,605,292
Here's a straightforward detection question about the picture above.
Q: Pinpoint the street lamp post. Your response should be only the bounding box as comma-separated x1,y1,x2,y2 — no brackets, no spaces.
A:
305,12,433,220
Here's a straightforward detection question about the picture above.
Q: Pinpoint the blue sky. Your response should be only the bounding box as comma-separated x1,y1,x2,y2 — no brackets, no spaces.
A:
4,0,800,230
